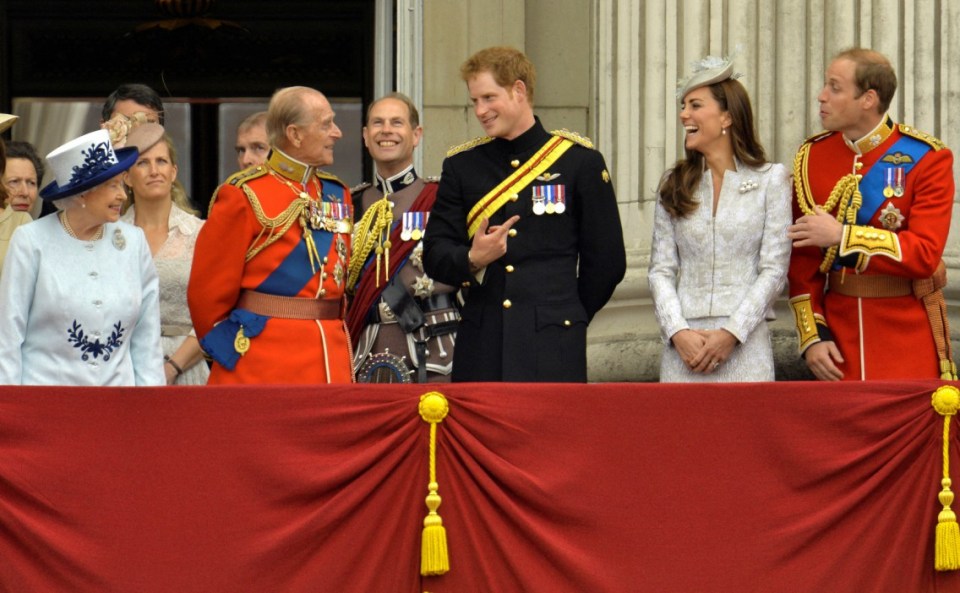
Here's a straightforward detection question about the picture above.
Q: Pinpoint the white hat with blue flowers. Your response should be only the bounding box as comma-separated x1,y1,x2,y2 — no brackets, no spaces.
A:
40,129,138,201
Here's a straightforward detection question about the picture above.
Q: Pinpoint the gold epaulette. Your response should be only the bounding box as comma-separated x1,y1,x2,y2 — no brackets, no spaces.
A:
446,136,493,157
898,124,947,151
801,130,833,146
226,165,269,187
551,129,594,149
316,169,348,187
351,181,372,195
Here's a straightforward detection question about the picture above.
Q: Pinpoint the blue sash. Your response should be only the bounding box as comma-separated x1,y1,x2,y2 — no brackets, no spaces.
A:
857,135,930,225
257,178,345,295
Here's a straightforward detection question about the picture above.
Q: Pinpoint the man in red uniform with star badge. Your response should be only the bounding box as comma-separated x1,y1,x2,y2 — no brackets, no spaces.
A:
787,48,956,381
188,86,354,384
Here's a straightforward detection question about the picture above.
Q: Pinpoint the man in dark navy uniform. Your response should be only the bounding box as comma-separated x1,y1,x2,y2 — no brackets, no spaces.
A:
423,46,626,382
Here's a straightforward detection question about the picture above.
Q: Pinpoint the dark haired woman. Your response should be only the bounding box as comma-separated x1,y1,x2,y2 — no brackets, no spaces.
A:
648,55,791,382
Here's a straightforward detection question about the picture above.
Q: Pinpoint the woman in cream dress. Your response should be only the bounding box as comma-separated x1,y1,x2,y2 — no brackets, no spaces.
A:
120,123,209,385
648,55,791,382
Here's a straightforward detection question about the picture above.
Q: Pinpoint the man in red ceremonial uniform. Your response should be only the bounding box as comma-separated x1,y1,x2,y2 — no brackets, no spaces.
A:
346,93,460,383
787,48,956,381
188,86,354,384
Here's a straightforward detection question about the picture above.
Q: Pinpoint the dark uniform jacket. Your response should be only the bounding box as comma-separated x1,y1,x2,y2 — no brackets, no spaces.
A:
423,118,626,382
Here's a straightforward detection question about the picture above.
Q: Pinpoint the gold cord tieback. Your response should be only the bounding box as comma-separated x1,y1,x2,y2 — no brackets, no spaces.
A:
418,391,450,576
932,385,960,571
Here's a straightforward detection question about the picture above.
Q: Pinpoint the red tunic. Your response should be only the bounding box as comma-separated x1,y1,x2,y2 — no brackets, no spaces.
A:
188,150,353,384
788,119,954,380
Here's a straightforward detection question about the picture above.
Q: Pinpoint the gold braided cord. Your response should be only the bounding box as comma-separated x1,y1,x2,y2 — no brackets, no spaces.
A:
817,175,862,273
242,185,304,262
792,143,812,212
794,142,863,273
346,195,393,293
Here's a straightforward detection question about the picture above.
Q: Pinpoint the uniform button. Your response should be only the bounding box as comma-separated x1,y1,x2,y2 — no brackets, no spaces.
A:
321,272,329,279
510,159,520,168
93,299,103,307
855,162,864,170
508,229,517,238
563,320,571,327
93,331,101,338
461,281,471,288
319,288,327,297
509,194,519,202
85,243,95,252
505,265,515,273
502,299,512,309
89,271,98,278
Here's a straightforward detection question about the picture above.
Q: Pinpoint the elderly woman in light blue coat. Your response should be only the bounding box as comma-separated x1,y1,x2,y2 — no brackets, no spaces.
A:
0,129,163,386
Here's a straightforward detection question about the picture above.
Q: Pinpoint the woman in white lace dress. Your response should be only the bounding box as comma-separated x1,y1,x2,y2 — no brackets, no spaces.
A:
121,123,209,385
648,55,791,382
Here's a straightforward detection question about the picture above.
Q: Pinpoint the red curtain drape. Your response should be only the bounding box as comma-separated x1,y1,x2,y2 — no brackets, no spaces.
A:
0,381,957,593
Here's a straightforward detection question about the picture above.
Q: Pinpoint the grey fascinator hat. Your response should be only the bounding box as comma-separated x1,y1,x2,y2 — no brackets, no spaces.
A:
677,49,743,99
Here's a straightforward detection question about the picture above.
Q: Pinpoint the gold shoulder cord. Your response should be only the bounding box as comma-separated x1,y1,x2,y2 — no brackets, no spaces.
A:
346,195,393,293
242,184,307,262
793,142,862,273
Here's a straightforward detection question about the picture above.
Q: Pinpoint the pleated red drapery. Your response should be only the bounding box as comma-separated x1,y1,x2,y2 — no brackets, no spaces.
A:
0,381,957,592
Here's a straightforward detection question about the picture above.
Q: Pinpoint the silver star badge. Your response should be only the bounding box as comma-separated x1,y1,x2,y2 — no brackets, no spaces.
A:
412,275,435,298
409,243,425,271
879,203,904,230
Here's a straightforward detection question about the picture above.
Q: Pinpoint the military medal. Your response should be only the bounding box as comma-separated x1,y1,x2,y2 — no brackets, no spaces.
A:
532,189,546,215
883,168,895,198
402,211,427,241
317,202,351,233
893,167,905,197
411,212,425,241
554,186,566,213
533,184,566,215
309,201,322,229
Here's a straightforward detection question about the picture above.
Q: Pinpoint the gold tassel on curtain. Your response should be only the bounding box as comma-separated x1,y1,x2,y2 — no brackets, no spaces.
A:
419,391,450,576
932,385,960,571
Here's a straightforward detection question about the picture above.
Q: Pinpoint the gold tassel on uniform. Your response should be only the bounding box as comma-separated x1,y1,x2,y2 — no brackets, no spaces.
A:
419,391,450,576
346,195,393,293
932,385,960,571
